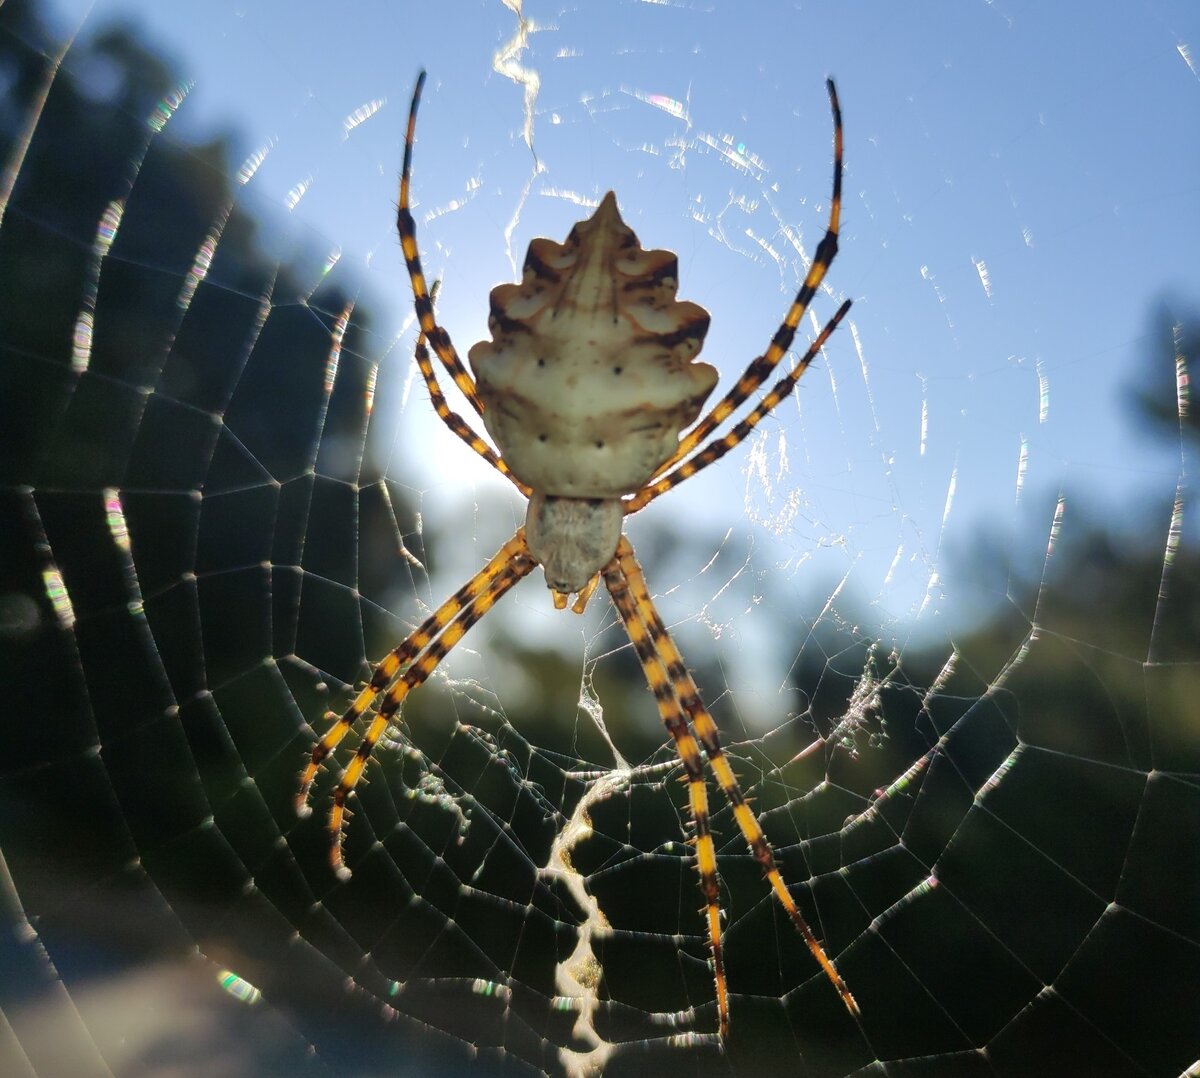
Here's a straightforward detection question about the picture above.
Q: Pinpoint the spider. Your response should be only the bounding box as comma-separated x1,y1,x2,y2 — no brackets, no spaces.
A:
297,70,858,1038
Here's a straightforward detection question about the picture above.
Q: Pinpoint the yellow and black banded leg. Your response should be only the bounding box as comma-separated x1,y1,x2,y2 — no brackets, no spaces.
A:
296,529,532,814
602,546,731,1037
414,333,531,496
614,537,860,1022
626,299,852,512
398,69,485,418
296,530,536,875
652,79,844,481
325,548,536,878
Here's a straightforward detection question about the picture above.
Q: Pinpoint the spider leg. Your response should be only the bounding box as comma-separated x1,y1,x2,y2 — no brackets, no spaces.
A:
414,330,531,496
296,529,537,877
295,528,531,810
625,299,851,513
398,70,485,418
651,78,844,482
608,537,860,1029
602,546,731,1037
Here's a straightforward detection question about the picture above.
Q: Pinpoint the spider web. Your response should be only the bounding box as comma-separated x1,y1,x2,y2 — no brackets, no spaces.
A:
2,1,1199,1076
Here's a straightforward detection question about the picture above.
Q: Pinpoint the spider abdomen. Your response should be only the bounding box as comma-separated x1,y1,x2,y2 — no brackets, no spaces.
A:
468,192,718,498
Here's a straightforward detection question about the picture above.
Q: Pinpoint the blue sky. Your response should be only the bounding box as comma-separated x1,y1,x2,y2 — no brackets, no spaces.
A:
36,0,1200,657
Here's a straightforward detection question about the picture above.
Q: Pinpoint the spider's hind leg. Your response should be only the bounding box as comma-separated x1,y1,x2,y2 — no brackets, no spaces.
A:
397,70,485,418
414,329,530,495
649,79,844,483
626,299,851,513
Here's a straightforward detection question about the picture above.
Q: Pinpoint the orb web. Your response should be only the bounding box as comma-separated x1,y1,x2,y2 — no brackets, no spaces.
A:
2,2,1199,1076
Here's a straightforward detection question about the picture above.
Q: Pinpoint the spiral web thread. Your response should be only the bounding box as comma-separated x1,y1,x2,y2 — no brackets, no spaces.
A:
1,4,1198,1077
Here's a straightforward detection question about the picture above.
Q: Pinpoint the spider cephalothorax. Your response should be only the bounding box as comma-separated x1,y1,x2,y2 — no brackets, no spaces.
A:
298,70,858,1039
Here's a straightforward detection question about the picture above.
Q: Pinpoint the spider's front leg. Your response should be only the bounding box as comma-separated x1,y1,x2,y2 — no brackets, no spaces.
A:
604,536,859,1036
297,530,536,876
602,544,731,1034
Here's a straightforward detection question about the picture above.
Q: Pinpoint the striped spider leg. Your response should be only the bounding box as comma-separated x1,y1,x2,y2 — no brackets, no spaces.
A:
297,69,857,1036
603,538,858,1036
295,527,537,876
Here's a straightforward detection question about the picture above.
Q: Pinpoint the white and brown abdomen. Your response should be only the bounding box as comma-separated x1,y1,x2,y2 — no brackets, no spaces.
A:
468,192,719,499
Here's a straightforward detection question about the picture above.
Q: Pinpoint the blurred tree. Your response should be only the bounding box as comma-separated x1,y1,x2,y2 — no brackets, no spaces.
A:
0,0,406,933
1126,301,1200,449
